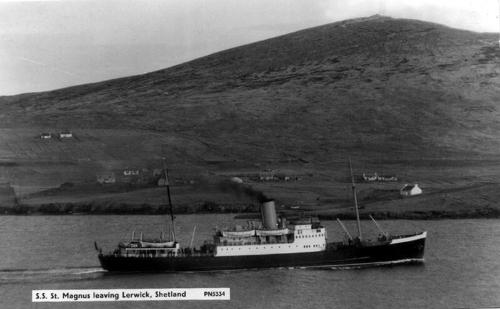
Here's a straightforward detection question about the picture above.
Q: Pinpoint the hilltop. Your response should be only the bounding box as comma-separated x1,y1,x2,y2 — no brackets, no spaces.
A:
1,16,500,215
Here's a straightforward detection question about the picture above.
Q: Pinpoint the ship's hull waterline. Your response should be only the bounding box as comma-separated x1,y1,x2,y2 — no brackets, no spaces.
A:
98,232,426,272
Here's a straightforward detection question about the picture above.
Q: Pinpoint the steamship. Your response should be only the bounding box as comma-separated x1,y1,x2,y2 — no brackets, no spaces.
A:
96,160,426,272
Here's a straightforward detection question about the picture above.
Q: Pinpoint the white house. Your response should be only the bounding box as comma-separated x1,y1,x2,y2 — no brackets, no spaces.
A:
230,177,243,184
40,133,51,139
59,131,73,138
400,184,422,197
123,169,140,176
157,178,168,186
363,173,378,182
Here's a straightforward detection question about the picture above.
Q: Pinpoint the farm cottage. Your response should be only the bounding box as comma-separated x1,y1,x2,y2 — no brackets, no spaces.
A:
59,131,73,138
400,184,422,197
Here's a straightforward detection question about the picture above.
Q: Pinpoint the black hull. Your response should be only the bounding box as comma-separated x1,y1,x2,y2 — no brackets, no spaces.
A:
98,236,425,272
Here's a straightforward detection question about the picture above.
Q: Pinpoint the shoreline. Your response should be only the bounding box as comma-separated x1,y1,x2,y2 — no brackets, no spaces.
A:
0,202,257,216
1,203,500,219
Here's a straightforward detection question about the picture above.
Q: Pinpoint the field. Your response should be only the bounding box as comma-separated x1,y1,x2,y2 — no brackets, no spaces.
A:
0,132,498,218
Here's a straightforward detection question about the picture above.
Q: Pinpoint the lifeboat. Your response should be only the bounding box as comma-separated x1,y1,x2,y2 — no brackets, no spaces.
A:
221,230,256,237
140,241,176,248
255,228,289,236
119,241,139,248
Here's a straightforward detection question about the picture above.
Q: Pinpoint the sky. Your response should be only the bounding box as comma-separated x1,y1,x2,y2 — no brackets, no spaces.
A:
0,0,499,95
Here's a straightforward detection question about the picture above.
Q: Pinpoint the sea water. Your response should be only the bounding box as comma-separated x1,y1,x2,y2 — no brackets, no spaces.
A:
0,215,499,309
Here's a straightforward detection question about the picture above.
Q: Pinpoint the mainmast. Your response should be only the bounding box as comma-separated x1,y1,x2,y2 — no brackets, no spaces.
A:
349,158,362,240
162,157,176,242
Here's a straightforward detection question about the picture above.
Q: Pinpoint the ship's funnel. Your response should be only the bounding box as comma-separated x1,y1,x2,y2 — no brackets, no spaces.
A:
261,200,278,230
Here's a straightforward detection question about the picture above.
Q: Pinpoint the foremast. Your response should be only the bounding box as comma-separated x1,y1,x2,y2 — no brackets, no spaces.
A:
349,158,363,240
162,157,176,242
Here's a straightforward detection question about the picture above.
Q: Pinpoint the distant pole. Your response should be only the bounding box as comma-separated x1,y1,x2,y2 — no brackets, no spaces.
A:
498,0,500,47
378,0,386,15
349,158,362,240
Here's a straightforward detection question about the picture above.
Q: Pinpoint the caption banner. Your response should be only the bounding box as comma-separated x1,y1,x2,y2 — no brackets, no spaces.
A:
33,288,230,302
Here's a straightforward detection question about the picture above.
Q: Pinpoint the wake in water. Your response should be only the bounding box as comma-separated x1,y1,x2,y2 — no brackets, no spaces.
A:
0,266,105,284
0,258,424,283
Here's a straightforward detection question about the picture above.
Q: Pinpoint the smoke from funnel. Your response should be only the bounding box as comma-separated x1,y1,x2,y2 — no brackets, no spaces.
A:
217,179,269,203
193,177,269,203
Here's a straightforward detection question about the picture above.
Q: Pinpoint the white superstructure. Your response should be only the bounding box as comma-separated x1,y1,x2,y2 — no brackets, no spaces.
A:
215,223,327,257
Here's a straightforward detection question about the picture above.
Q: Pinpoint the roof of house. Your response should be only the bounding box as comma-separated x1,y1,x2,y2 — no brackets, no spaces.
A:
401,184,416,191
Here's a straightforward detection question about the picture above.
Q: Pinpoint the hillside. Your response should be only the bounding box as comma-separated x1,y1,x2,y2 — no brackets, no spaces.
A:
2,16,500,163
1,15,500,214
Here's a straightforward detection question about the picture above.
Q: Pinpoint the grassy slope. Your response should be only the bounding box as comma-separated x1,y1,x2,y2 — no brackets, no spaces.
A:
1,16,500,216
